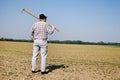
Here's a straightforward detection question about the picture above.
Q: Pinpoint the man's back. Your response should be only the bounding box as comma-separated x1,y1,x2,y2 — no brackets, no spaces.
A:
31,22,54,40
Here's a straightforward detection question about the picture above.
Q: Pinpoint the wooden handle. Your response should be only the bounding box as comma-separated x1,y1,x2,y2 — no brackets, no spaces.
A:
22,8,60,32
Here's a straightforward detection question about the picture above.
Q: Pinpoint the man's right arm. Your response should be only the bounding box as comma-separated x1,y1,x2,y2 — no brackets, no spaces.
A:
47,24,55,35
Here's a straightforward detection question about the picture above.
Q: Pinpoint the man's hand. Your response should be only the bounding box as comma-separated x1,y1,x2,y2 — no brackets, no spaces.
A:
52,26,60,32
52,26,56,30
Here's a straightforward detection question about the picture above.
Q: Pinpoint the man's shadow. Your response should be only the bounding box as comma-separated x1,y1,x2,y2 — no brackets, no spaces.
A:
46,64,69,73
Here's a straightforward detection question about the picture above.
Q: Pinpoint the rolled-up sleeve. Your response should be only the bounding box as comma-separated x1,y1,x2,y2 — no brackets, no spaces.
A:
47,24,54,35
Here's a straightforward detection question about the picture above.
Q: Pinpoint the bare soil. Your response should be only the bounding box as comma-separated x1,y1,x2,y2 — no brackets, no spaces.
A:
0,41,120,80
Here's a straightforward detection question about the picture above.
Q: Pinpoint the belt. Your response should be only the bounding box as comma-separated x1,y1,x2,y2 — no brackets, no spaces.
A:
34,38,47,41
41,38,47,41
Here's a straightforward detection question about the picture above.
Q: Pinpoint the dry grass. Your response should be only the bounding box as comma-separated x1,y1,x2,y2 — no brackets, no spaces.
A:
0,41,120,80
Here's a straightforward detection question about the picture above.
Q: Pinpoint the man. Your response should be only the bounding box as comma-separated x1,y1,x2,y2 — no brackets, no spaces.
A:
30,14,55,74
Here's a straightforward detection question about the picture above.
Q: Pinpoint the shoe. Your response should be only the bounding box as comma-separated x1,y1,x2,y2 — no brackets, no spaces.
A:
32,71,36,73
41,71,48,75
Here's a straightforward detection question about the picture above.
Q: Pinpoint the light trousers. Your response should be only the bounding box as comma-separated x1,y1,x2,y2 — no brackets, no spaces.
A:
32,39,48,72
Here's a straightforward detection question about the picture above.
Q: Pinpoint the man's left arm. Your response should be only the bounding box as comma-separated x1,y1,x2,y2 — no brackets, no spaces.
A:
30,25,35,39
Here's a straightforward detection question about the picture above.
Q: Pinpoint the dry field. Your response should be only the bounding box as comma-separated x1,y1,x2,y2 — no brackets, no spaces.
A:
0,41,120,80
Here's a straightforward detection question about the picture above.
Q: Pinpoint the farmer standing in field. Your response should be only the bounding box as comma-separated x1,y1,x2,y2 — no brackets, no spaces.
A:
30,14,55,74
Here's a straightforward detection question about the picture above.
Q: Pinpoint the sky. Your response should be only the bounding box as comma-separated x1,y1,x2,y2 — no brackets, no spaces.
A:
0,0,120,42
